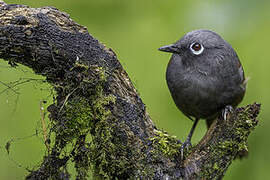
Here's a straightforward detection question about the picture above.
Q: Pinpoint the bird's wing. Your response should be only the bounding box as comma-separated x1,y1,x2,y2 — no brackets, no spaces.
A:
236,58,247,89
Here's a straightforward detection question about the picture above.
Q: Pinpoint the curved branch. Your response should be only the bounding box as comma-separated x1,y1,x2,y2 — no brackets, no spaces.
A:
0,2,260,179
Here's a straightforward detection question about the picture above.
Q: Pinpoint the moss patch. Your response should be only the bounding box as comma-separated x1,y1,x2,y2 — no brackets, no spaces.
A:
149,129,182,158
198,105,259,179
30,64,121,179
60,97,93,141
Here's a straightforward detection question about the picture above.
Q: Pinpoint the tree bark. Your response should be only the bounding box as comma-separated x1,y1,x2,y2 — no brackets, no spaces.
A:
0,1,260,179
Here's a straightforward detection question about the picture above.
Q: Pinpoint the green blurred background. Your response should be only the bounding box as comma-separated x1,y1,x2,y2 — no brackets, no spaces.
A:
0,0,269,179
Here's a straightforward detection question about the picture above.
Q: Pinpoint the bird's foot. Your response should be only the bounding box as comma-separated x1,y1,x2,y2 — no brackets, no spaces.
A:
180,140,192,160
221,105,234,120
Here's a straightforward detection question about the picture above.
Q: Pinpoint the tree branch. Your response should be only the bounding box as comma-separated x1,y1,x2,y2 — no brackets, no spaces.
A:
0,2,260,179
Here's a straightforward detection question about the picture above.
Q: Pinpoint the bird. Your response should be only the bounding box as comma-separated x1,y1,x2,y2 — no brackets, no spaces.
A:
158,29,246,155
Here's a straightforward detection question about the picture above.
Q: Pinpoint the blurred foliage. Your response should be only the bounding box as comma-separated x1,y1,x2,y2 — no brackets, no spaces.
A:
0,0,269,179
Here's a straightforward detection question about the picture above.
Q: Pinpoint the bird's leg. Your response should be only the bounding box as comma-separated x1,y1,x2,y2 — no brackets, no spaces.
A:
180,118,199,159
221,105,234,120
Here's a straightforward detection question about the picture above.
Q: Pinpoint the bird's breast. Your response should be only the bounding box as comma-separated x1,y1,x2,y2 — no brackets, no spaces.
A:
166,57,231,119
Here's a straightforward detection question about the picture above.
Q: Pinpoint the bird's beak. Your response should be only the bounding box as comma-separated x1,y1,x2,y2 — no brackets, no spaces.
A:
158,44,179,53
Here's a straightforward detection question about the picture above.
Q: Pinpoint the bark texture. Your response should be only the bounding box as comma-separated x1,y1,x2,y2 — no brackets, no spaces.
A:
0,1,260,179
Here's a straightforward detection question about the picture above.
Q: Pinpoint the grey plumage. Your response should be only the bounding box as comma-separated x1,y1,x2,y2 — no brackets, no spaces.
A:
159,29,246,152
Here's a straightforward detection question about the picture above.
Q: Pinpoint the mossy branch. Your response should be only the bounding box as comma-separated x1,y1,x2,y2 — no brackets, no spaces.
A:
0,2,261,179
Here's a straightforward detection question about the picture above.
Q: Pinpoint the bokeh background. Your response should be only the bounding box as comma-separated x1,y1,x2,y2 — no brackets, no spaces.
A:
1,0,269,179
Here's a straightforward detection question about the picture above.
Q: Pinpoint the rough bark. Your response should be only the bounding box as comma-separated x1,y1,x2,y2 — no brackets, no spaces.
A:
0,1,260,179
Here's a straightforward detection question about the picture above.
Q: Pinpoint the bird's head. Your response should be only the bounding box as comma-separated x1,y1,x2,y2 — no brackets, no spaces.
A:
159,29,232,59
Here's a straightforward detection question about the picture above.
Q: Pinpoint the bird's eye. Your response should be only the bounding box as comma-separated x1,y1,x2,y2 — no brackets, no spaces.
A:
190,42,204,55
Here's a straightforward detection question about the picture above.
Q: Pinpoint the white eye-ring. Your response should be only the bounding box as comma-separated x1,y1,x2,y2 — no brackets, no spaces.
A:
190,42,204,55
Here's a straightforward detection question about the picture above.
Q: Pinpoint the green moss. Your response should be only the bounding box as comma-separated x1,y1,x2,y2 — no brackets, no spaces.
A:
198,143,227,179
199,106,258,179
213,162,219,170
200,161,224,179
73,142,92,180
95,66,106,81
79,68,131,179
89,102,131,179
194,105,259,179
63,97,93,140
217,138,247,157
79,69,117,179
46,65,120,179
149,129,182,157
66,83,116,179
91,84,116,120
219,140,235,152
75,61,89,70
69,60,89,71
236,106,258,130
233,106,257,152
237,142,248,152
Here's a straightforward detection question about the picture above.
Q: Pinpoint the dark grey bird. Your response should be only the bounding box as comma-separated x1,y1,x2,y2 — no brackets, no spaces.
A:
159,29,246,154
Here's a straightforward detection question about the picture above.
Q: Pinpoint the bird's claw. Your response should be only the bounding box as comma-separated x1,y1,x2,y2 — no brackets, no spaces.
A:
180,140,192,159
222,105,234,120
